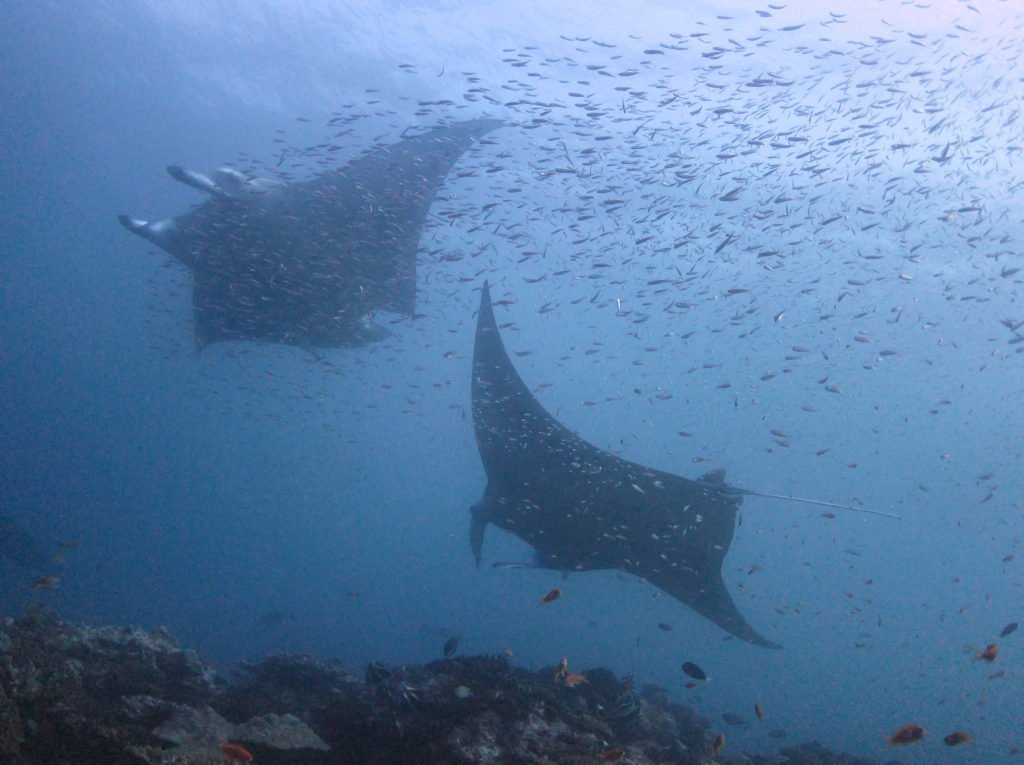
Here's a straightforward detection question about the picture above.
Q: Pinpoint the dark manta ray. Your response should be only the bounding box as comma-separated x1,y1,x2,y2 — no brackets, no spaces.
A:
118,119,501,348
470,282,780,648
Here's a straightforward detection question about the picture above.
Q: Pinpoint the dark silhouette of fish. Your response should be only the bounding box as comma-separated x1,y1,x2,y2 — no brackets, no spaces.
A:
681,661,708,680
443,636,460,657
469,282,780,648
118,119,502,348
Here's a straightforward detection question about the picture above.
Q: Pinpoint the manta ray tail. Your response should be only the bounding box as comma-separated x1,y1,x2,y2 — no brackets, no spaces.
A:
469,498,491,568
729,487,901,519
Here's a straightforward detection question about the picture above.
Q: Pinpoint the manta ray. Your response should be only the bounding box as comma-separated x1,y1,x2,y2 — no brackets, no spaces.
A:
119,119,502,348
470,282,780,648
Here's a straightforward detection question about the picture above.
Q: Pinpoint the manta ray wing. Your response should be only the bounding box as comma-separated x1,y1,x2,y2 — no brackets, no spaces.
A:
119,119,501,348
470,282,780,649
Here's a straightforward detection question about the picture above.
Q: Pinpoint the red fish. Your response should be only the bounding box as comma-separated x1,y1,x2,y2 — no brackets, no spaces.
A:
944,731,973,746
540,587,562,603
221,742,254,762
32,576,60,590
710,733,726,754
978,643,998,662
887,723,926,745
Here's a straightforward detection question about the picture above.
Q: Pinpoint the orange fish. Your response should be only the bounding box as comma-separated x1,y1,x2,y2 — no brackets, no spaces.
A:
887,723,926,745
600,747,624,761
541,587,562,604
710,732,726,755
978,643,998,662
944,731,973,746
221,742,254,761
563,672,587,687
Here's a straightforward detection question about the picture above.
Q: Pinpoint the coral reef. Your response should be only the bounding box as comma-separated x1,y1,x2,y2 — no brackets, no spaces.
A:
0,607,887,765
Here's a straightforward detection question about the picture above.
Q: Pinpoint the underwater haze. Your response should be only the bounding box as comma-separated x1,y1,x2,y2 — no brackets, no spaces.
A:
1,0,1022,762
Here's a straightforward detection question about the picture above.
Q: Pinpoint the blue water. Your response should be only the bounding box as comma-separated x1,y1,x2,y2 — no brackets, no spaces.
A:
2,1,1022,762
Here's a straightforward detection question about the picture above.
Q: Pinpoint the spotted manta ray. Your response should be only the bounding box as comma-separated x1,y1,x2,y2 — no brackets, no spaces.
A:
119,119,502,349
470,281,780,648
